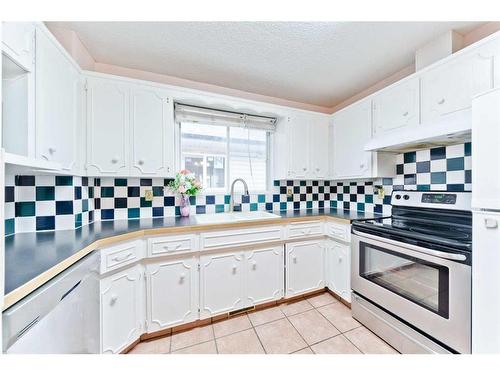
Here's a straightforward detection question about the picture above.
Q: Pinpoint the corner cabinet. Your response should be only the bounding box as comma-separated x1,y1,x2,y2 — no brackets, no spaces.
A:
285,240,325,297
325,240,351,303
85,75,175,177
100,265,144,354
35,26,81,173
145,257,199,332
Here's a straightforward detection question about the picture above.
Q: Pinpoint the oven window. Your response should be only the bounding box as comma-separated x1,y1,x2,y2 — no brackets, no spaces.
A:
359,242,449,318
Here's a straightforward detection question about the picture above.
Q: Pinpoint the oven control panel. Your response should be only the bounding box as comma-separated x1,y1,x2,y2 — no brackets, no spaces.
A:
421,193,457,204
391,191,471,211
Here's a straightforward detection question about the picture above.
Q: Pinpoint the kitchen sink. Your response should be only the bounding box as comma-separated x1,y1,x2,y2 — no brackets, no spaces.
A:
194,211,281,225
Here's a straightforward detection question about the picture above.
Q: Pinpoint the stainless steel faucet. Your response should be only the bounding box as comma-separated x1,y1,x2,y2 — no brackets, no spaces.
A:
229,178,249,212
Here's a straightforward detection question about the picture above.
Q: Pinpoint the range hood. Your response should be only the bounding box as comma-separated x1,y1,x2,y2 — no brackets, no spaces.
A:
364,109,471,153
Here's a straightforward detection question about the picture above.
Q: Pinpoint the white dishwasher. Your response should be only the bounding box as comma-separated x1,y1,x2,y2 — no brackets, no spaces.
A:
2,253,100,354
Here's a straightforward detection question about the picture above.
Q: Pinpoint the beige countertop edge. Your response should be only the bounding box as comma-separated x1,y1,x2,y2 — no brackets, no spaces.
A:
3,215,350,311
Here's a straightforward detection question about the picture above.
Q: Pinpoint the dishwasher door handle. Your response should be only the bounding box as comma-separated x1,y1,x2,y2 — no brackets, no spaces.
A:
60,280,81,301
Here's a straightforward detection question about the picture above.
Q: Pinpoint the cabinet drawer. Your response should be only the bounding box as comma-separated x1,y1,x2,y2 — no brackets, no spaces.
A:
287,221,324,239
200,226,283,250
147,234,197,257
326,222,351,243
100,240,143,273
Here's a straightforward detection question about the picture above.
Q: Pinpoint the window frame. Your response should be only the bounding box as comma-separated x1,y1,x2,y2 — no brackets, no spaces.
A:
176,121,272,194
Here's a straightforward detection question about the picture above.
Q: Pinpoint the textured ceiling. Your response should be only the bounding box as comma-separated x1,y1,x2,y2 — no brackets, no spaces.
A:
47,22,483,108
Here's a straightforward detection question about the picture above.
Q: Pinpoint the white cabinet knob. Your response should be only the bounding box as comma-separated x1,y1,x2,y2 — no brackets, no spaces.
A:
111,157,119,164
438,98,445,105
251,260,257,270
110,295,118,305
232,265,237,274
338,256,343,263
292,256,297,263
402,111,409,117
138,159,145,166
179,273,186,281
48,147,56,154
302,167,307,171
360,163,365,169
484,218,498,229
315,167,320,172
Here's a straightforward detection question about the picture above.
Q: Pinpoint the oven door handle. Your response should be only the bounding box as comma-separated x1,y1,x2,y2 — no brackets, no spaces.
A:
352,229,467,262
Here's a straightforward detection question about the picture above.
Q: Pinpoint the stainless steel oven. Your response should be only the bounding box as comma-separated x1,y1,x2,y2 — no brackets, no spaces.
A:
350,191,472,354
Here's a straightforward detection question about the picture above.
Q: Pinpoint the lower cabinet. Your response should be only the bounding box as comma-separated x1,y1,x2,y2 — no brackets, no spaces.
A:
285,240,325,297
199,246,284,319
145,257,199,332
100,265,144,354
325,240,351,303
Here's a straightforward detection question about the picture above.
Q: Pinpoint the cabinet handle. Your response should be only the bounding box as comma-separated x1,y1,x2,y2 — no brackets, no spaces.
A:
163,243,182,251
301,228,312,235
292,256,297,263
48,147,56,154
338,256,343,263
138,159,145,166
360,163,365,169
110,294,118,305
251,260,257,270
111,157,119,164
315,167,320,172
484,218,498,229
437,98,445,105
179,273,186,281
232,265,237,274
402,111,409,117
111,251,133,262
302,167,307,171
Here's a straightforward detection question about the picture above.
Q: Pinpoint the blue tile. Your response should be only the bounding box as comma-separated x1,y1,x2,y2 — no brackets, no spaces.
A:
280,186,287,194
101,187,114,198
287,180,294,186
357,203,365,212
416,161,430,173
343,186,350,194
128,208,140,218
164,178,174,186
464,142,472,156
431,172,446,184
258,194,266,203
164,196,175,206
140,179,152,186
140,197,152,207
265,203,273,211
94,198,100,209
175,206,180,216
114,198,127,208
88,187,94,199
224,195,231,204
55,176,73,186
273,180,280,187
74,186,82,200
82,177,89,186
465,170,472,183
36,186,54,201
417,185,431,191
343,201,350,210
300,180,307,186
15,202,35,217
318,201,324,208
431,146,446,160
280,202,287,211
250,203,258,211
16,175,35,186
82,199,89,212
56,201,73,215
357,185,365,194
74,213,82,228
242,195,250,204
350,194,357,202
365,195,373,204
374,204,383,213
447,184,465,192
5,218,15,236
153,186,164,196
36,216,55,231
101,209,114,220
337,194,343,201
383,195,392,204
196,205,206,214
404,174,416,185
393,185,404,191
447,157,464,171
5,186,15,202
404,152,416,163
273,194,280,202
89,211,94,223
114,178,127,186
306,201,313,209
206,195,215,204
128,186,140,197
330,200,337,208
216,204,225,213
294,186,301,194
152,207,164,217
382,178,393,185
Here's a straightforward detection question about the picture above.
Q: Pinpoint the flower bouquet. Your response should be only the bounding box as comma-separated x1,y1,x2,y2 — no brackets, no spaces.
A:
168,170,202,217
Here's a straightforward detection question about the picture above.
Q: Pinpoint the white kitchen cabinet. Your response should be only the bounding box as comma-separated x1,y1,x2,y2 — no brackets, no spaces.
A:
421,40,497,124
2,22,35,71
35,26,80,172
372,77,420,136
130,85,174,177
86,76,130,176
287,113,310,179
100,265,144,354
145,257,198,332
285,240,325,297
245,246,284,306
199,251,245,318
325,240,351,303
309,114,330,179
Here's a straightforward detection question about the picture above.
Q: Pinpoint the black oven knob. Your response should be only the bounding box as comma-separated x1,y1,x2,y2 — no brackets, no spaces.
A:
395,194,401,199
403,194,410,200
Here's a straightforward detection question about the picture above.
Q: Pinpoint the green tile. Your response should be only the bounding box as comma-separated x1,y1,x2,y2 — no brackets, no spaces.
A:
431,172,446,184
447,157,464,171
55,176,73,186
306,201,312,209
215,204,225,213
153,186,164,196
357,203,365,212
140,197,152,207
16,202,35,217
280,202,287,211
5,218,15,236
75,213,82,228
417,184,431,191
101,187,114,198
258,194,266,203
464,142,472,156
128,208,140,218
36,186,55,201
224,195,230,204
365,195,373,203
115,178,127,186
404,152,416,163
250,203,258,211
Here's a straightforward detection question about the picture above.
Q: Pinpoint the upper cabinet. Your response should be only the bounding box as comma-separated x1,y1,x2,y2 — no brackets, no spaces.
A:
35,26,81,172
2,22,35,71
420,39,498,123
85,75,175,177
372,77,420,136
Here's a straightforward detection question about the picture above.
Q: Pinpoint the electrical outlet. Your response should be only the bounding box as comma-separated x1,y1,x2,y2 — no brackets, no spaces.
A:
287,188,293,199
144,190,153,202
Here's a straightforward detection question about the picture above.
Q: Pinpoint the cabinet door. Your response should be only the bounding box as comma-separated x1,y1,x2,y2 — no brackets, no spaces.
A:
309,115,330,179
373,77,419,135
2,22,34,70
130,86,174,177
245,246,284,306
285,240,325,297
145,257,198,333
86,77,130,175
421,46,495,123
326,241,351,303
287,113,310,179
100,266,143,354
331,100,373,179
35,27,79,172
200,251,244,318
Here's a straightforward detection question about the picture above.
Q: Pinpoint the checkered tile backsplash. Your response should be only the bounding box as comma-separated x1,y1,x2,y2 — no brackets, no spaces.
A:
4,142,472,235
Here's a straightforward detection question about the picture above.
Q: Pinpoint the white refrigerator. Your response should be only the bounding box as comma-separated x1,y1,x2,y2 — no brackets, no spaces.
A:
471,87,500,353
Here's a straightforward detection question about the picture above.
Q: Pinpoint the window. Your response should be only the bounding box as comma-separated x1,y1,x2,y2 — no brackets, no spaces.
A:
180,122,270,192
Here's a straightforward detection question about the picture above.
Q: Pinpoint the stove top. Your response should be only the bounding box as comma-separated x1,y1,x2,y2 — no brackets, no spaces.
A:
353,191,472,252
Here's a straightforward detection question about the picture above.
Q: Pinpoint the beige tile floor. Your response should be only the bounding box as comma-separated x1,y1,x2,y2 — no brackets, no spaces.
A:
128,292,399,354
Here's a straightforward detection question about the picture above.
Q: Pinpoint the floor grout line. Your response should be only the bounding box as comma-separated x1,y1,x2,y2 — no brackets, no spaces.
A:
247,312,268,354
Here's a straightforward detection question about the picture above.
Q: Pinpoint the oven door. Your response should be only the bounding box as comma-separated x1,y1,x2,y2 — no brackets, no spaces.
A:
351,230,471,353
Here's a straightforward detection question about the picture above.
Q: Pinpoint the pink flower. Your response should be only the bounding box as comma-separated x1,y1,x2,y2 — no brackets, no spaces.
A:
194,180,202,188
178,186,186,194
179,169,190,175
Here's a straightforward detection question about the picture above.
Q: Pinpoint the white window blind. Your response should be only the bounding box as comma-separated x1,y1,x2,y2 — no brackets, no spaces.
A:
174,103,277,132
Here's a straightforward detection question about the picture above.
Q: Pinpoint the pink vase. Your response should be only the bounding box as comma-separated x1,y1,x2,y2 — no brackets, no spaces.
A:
180,195,191,217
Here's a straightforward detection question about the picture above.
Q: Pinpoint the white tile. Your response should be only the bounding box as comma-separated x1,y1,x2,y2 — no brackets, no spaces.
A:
5,173,15,185
417,173,431,185
36,175,55,186
416,149,430,162
36,201,56,216
127,197,140,208
403,163,416,174
164,207,176,217
431,184,447,190
16,217,36,233
464,156,472,170
114,208,128,220
55,215,74,230
447,170,465,184
114,186,127,197
430,159,446,172
140,207,152,218
100,198,115,209
100,178,114,187
446,144,465,158
73,200,82,214
5,203,15,218
17,186,35,202
396,154,404,164
127,178,140,186
55,186,74,201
